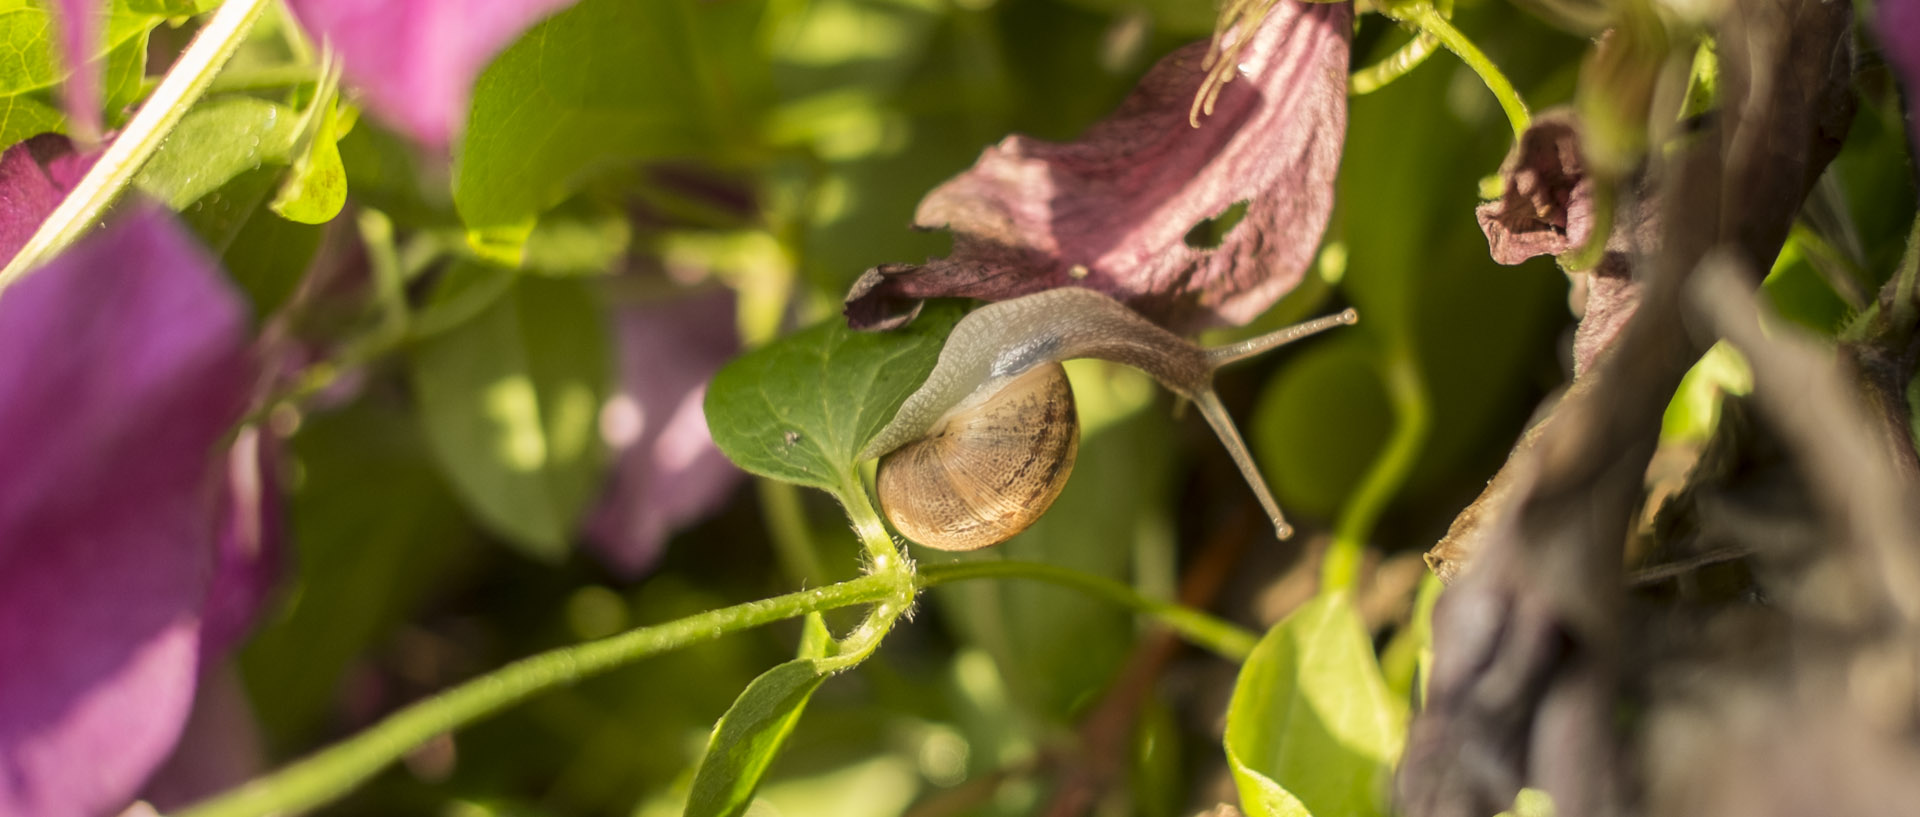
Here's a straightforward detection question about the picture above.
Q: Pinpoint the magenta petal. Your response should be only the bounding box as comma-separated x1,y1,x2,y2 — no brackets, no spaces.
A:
846,0,1351,332
586,289,744,578
198,427,286,660
139,664,266,811
0,135,102,269
0,208,251,817
0,140,69,266
50,0,102,142
287,0,580,148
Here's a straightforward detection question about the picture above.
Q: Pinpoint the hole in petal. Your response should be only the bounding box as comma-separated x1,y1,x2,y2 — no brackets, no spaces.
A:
1184,200,1250,249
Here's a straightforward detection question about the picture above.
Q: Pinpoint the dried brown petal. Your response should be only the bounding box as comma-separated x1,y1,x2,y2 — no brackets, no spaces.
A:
1476,113,1598,265
845,0,1351,333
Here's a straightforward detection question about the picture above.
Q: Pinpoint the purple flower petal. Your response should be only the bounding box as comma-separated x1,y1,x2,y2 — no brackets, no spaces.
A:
1878,0,1920,161
0,207,251,817
50,0,102,142
139,664,266,811
0,140,69,265
586,288,744,577
844,0,1351,333
198,427,286,659
0,135,101,268
287,0,580,148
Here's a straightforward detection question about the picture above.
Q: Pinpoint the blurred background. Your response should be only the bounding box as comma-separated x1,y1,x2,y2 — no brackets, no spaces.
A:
173,0,1916,814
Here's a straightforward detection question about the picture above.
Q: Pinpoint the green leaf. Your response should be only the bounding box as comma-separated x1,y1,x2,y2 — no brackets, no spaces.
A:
797,612,835,660
704,302,961,492
1224,593,1404,817
220,188,323,315
1496,788,1557,817
0,0,179,145
409,269,611,559
454,0,767,263
271,100,354,224
684,658,831,817
135,96,300,208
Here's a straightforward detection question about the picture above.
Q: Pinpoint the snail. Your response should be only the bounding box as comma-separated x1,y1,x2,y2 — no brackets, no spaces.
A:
860,287,1357,550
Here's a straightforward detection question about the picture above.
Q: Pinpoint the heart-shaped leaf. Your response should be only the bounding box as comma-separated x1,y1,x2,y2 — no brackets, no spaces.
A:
704,302,960,493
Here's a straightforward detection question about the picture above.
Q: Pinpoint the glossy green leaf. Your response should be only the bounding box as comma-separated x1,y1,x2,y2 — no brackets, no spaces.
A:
704,302,960,492
135,96,300,208
454,0,768,263
271,101,355,224
1225,593,1404,817
684,658,831,817
410,269,611,559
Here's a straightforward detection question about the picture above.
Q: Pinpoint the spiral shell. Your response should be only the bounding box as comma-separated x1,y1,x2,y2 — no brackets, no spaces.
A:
876,362,1079,550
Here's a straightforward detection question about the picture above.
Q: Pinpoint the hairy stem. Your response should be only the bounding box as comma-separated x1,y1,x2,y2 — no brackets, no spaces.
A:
916,561,1260,661
840,471,904,571
0,0,272,295
172,574,898,817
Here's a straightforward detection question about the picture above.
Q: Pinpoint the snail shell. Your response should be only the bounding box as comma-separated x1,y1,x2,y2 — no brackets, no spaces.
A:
861,287,1356,550
876,362,1079,551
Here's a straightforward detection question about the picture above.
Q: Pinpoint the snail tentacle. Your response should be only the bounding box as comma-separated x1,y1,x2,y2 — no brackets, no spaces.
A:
863,287,1354,548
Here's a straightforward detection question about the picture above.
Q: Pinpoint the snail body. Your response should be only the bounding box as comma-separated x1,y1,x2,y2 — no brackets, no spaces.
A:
863,287,1355,551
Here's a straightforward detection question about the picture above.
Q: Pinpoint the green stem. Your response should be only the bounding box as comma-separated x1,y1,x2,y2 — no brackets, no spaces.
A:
839,471,904,572
206,63,320,94
916,561,1260,661
0,0,272,295
1397,6,1530,141
1350,31,1439,95
1322,353,1430,592
172,574,898,817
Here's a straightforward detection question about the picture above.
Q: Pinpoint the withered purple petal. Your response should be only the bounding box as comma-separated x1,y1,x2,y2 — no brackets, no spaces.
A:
587,288,744,577
287,0,579,148
846,0,1352,333
0,207,251,817
1475,113,1596,264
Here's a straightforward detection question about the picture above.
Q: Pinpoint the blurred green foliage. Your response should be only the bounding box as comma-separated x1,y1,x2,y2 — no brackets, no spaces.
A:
101,0,1912,813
